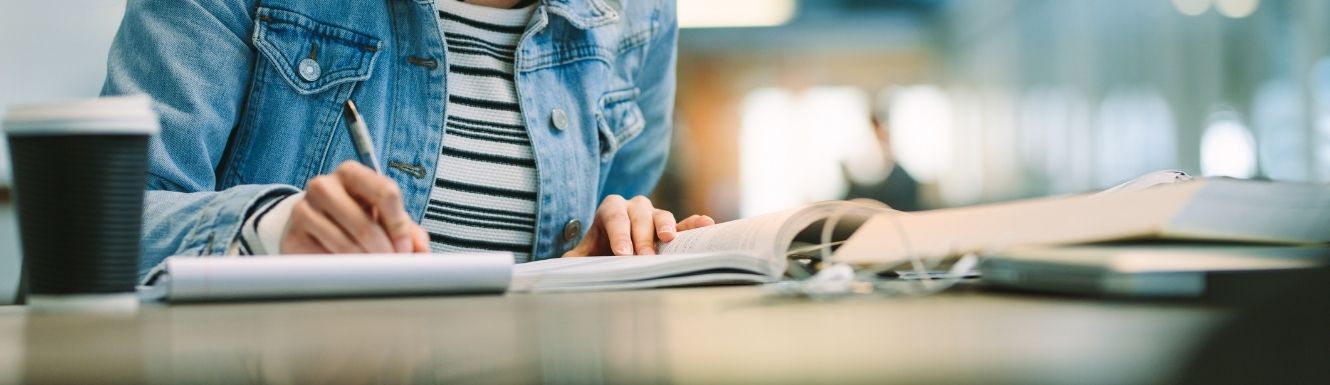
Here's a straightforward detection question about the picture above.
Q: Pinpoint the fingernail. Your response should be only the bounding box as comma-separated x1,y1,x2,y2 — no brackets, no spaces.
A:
614,241,633,255
395,238,411,253
659,224,675,233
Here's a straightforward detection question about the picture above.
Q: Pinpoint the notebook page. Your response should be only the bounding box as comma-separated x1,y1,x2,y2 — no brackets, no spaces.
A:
140,253,512,302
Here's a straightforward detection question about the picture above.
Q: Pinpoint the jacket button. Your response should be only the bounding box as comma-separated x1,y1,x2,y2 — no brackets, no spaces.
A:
551,108,569,131
298,58,321,81
562,219,582,242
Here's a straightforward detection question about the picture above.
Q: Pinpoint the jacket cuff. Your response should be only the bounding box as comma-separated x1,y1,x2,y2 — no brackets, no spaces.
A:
177,184,299,257
233,192,303,255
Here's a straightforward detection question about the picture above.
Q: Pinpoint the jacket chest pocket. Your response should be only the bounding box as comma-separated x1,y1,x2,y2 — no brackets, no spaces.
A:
253,7,380,94
226,7,382,187
595,87,645,162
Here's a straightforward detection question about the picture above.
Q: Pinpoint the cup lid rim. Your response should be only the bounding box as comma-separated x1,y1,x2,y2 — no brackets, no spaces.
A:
3,95,160,136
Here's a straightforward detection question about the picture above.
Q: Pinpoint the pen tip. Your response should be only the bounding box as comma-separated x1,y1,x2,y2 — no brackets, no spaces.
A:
343,100,359,123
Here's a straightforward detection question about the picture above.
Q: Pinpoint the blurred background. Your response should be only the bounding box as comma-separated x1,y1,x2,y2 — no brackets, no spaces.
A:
659,0,1330,221
2,0,1329,233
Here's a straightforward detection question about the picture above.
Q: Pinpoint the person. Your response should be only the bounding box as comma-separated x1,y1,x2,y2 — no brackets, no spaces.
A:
842,112,921,211
102,0,713,278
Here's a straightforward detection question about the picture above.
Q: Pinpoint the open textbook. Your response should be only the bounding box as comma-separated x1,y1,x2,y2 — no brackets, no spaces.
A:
516,177,1330,293
834,178,1330,265
511,171,1193,293
511,201,886,293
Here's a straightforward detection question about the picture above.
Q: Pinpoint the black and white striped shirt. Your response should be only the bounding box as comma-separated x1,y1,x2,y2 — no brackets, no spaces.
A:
424,1,538,262
230,1,540,259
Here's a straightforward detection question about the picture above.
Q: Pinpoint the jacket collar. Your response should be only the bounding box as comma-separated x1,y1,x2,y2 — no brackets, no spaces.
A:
541,0,619,29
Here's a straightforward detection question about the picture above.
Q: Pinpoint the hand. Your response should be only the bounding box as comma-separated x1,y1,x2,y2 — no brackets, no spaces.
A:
562,195,716,257
282,161,430,254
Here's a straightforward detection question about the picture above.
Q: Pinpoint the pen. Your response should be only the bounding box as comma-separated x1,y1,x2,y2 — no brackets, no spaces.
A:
341,100,383,174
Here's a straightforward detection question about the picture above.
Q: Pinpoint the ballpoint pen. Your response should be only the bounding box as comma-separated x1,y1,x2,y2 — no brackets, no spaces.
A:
341,100,383,173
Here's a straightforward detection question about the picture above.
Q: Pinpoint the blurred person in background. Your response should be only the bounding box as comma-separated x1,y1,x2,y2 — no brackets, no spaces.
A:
843,111,921,211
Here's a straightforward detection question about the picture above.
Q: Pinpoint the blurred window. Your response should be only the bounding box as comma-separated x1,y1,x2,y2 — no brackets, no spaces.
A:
677,0,796,28
1094,88,1178,187
887,86,954,184
1018,86,1094,194
977,88,1021,200
1200,109,1258,178
1215,0,1260,18
1311,57,1330,182
1252,80,1308,181
739,87,870,217
1171,0,1211,16
937,87,983,207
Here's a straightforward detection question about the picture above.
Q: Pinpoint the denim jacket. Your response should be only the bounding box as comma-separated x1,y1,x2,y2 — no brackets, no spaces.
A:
101,0,677,277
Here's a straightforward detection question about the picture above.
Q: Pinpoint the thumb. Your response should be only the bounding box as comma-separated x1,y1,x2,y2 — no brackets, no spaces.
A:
562,221,601,257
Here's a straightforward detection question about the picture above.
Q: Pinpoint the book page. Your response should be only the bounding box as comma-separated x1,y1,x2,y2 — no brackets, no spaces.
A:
1166,179,1330,243
657,208,801,257
510,252,772,292
832,183,1202,265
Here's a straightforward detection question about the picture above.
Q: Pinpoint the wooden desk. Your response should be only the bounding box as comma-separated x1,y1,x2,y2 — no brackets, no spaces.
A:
0,285,1227,384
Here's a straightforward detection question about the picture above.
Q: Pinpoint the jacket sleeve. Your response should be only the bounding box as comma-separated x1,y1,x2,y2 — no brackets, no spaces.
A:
101,0,297,279
599,0,678,199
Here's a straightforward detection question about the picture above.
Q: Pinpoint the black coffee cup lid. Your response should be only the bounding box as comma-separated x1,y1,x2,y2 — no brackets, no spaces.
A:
3,95,160,136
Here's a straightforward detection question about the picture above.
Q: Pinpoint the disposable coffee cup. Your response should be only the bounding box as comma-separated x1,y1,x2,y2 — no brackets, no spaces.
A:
2,95,159,312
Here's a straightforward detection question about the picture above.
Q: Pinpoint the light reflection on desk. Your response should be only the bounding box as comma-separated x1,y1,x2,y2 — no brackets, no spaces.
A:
1,286,1225,384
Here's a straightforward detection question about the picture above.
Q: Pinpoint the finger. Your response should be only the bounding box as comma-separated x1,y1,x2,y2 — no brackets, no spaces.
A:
305,174,395,253
627,196,657,255
677,215,716,232
288,232,331,254
563,218,603,258
334,161,415,252
562,238,590,258
293,200,363,254
413,226,431,253
598,195,633,256
653,209,678,242
280,228,330,255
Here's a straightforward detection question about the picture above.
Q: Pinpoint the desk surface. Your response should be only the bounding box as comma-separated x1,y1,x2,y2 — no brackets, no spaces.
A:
0,284,1227,385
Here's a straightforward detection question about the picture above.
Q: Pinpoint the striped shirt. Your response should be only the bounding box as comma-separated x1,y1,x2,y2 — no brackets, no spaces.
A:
229,1,540,259
424,1,538,262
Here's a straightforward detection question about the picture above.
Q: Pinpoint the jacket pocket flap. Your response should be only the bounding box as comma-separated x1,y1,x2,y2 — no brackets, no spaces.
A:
253,7,381,95
595,87,645,159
